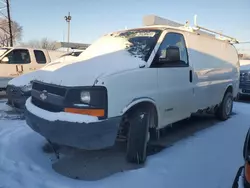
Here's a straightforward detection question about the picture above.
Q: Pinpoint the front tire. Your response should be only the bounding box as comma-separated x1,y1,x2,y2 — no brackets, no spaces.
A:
216,91,233,121
126,108,150,164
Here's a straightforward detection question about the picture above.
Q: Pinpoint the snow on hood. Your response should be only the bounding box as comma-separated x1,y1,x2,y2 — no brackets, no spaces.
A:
240,60,250,71
8,56,84,87
38,36,146,87
8,70,45,87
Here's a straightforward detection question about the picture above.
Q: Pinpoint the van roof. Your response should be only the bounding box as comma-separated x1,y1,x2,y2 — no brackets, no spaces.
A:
122,25,236,44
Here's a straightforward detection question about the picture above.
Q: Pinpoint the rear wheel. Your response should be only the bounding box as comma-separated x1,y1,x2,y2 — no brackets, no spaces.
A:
126,108,150,164
215,91,233,121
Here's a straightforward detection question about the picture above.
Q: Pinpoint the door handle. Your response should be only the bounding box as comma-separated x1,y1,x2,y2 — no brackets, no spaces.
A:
189,70,193,83
16,65,23,73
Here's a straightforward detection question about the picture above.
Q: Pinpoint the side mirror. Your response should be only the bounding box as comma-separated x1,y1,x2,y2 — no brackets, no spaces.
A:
159,46,180,63
1,57,9,63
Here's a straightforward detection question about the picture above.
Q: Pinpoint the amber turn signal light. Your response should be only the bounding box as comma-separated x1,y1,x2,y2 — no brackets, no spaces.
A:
64,108,105,117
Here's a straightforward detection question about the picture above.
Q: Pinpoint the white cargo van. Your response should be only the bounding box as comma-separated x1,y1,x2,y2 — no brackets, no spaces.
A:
0,47,65,90
25,16,240,164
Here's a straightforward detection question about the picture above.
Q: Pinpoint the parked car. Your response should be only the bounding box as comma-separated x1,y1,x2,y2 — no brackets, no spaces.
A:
238,59,250,100
0,47,66,91
24,16,240,164
6,49,85,111
232,128,250,188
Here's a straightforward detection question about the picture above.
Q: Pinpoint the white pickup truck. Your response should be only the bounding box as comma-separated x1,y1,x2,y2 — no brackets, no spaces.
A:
0,47,65,90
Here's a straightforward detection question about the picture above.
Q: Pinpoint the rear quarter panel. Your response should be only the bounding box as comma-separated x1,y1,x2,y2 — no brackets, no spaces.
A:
185,32,239,110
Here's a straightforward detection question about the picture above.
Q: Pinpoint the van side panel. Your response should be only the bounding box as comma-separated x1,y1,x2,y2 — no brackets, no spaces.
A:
185,32,239,111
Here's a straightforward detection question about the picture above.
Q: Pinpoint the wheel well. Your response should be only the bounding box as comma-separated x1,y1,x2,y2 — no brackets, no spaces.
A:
225,85,233,94
220,85,233,103
123,101,158,128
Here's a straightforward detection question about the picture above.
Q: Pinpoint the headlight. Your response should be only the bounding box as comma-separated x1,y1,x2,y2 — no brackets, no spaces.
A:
21,82,32,92
80,91,91,103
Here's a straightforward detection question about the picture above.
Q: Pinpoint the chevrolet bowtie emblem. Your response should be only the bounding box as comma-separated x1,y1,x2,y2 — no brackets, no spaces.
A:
40,90,48,101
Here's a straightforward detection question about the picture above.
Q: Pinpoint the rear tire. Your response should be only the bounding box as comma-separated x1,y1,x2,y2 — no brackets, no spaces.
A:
215,91,233,121
126,108,150,164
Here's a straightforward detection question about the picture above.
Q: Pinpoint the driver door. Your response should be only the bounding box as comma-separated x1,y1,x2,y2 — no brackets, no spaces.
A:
151,31,194,127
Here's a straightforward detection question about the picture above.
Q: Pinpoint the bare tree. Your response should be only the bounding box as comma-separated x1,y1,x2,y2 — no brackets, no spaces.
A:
20,38,58,50
0,18,22,46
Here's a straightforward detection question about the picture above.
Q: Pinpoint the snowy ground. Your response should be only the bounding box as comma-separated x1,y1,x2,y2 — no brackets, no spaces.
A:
0,100,249,188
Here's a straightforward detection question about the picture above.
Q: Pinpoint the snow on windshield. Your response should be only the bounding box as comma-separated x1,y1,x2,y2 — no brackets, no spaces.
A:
113,29,162,62
83,29,162,62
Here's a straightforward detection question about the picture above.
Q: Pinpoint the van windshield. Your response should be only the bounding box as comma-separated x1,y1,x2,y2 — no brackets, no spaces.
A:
84,29,162,62
113,29,162,61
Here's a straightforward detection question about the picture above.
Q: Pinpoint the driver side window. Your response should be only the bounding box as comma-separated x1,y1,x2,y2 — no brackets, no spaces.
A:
152,32,189,67
3,49,31,64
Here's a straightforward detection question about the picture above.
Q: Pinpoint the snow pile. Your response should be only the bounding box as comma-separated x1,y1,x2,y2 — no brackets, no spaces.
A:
0,101,12,112
35,36,147,87
25,97,98,123
0,102,249,188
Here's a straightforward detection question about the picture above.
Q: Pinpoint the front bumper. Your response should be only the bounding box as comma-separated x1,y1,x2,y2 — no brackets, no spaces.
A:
6,85,30,111
25,108,121,150
239,81,250,96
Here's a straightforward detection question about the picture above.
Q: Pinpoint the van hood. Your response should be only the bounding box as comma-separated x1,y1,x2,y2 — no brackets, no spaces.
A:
37,36,147,87
8,70,45,87
39,50,144,87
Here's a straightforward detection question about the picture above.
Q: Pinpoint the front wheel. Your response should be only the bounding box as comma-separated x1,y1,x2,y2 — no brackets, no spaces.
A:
126,108,150,164
215,92,233,121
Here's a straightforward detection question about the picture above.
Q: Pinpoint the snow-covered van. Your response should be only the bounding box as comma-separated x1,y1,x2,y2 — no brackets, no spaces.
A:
238,59,250,99
6,50,85,111
0,47,65,90
24,16,240,164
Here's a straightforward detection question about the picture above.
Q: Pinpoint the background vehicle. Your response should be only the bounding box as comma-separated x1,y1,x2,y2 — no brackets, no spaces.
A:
6,49,85,111
24,15,240,164
0,47,66,90
238,58,250,99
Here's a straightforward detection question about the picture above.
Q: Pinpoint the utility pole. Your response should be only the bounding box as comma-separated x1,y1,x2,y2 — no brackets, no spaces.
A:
6,0,13,46
64,12,71,52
